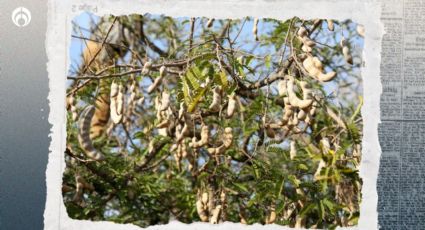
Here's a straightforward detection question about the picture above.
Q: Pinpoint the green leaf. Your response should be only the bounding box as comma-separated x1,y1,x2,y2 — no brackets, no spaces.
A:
265,55,271,68
182,77,191,105
218,70,228,90
188,87,207,112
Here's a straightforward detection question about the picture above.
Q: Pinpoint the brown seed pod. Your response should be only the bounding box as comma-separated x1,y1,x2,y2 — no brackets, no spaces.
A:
282,97,294,124
147,66,166,94
207,18,215,28
266,204,276,224
314,159,326,180
189,124,209,148
77,106,105,161
297,109,307,120
178,102,185,120
253,18,259,41
297,27,308,37
141,61,152,75
226,94,237,118
223,127,233,148
160,90,170,111
110,81,124,124
209,87,222,112
340,37,353,65
278,79,288,96
265,126,276,138
286,79,313,109
73,175,84,202
302,56,337,82
196,198,209,222
210,205,222,224
327,19,334,31
356,25,365,37
68,94,79,121
290,140,297,160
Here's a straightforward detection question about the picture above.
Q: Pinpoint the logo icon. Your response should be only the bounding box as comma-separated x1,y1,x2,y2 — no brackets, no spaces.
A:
12,7,31,27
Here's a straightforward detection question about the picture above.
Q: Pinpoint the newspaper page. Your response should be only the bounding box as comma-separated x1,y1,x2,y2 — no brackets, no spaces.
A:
378,0,425,229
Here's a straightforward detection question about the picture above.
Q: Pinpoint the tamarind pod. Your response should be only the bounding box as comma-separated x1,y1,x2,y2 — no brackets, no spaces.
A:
190,125,210,148
297,27,308,37
302,36,316,47
116,85,124,115
73,175,84,202
178,102,185,120
305,113,312,124
253,18,259,41
202,192,209,205
321,137,331,154
181,142,188,158
160,91,170,111
290,140,296,160
303,56,337,82
265,126,276,138
176,123,189,143
223,127,233,148
209,87,221,112
314,159,326,180
156,119,170,128
82,181,95,191
301,45,313,53
278,80,288,96
71,106,78,121
210,205,222,224
292,113,299,125
207,147,218,155
136,97,145,107
207,18,215,28
147,75,164,94
302,56,321,77
110,82,123,124
297,109,307,120
227,94,237,117
317,71,337,82
158,128,168,137
287,80,313,109
312,56,323,69
147,65,166,93
110,81,119,96
141,61,152,75
196,199,209,222
62,184,73,193
266,206,276,224
77,106,105,161
357,25,365,37
342,46,353,65
327,19,334,31
148,139,155,154
220,191,226,203
170,143,178,152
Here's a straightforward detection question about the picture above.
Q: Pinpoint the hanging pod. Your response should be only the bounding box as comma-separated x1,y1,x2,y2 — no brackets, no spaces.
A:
226,94,237,118
302,56,337,82
209,87,222,112
110,81,124,124
77,106,105,161
286,79,313,109
253,18,259,41
147,65,166,94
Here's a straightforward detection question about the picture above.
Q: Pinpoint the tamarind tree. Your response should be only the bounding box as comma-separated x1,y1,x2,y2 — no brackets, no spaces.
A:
64,13,364,229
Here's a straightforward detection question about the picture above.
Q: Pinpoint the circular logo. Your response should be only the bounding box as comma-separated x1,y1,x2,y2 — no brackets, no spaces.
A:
12,7,31,27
